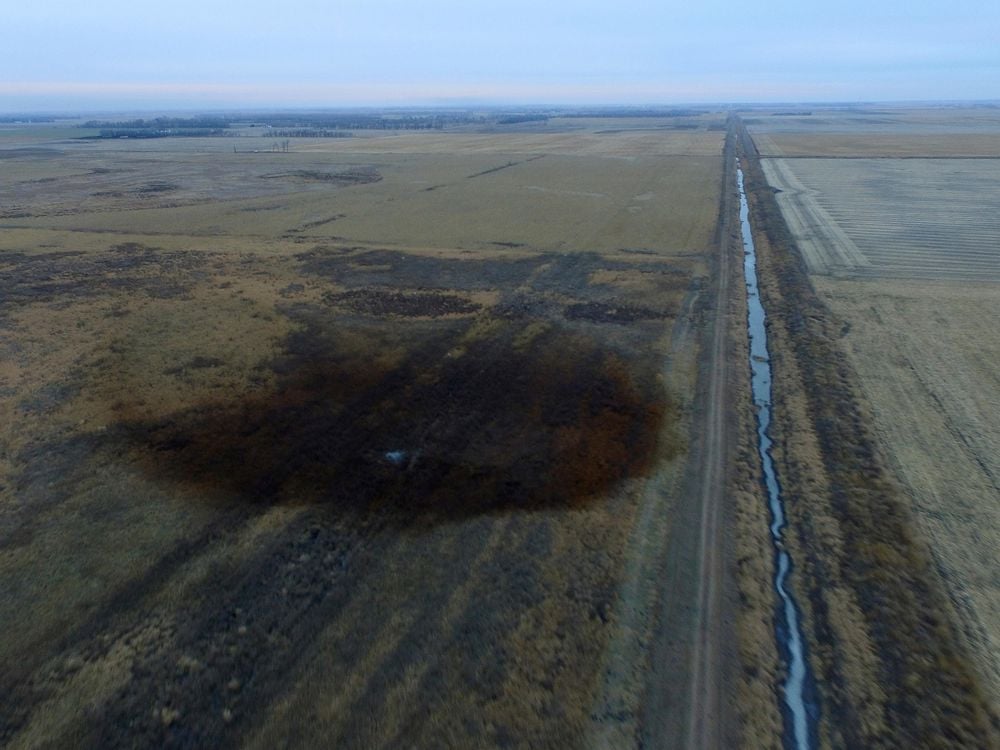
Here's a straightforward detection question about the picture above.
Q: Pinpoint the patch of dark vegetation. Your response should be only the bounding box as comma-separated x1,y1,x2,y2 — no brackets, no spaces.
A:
0,244,200,310
564,301,668,324
297,249,688,319
0,148,60,160
284,215,348,238
491,241,526,248
737,119,999,747
93,182,181,199
279,283,305,298
137,181,180,195
491,292,555,320
117,307,673,525
297,247,541,290
238,204,285,212
467,161,519,178
617,247,658,255
322,289,481,317
163,357,225,377
17,381,80,415
467,154,544,179
261,168,381,186
297,214,345,230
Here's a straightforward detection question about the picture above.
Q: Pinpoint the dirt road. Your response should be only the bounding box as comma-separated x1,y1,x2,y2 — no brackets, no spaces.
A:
683,118,734,750
638,120,735,750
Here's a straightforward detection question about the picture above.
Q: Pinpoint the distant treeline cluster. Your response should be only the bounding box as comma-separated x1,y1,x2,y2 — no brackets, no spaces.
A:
78,112,489,139
265,129,353,138
246,113,483,130
83,116,230,139
0,116,61,123
69,108,711,141
562,108,701,118
496,114,549,125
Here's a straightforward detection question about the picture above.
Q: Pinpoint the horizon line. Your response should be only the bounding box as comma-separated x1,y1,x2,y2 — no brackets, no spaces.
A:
2,80,998,115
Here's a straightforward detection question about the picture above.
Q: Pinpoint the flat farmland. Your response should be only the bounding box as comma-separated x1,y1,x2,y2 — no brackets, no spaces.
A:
814,277,1000,702
0,120,727,747
761,157,1000,280
750,109,1000,716
1,132,720,254
747,106,1000,157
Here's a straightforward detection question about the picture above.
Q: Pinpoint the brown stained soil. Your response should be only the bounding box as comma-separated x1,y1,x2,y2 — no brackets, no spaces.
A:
121,310,670,522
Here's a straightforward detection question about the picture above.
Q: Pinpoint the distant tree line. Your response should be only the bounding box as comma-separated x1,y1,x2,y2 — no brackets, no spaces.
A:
243,112,485,130
0,115,60,123
265,129,353,138
561,108,701,118
93,128,227,139
83,116,231,129
496,114,549,125
82,116,230,138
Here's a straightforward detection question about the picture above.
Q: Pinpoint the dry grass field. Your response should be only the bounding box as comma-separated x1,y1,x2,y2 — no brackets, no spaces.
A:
0,117,727,747
749,108,1000,728
815,277,1000,701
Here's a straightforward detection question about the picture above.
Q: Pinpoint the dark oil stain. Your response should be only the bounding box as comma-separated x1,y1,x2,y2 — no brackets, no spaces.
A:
322,289,481,317
117,307,675,526
163,356,225,376
564,300,671,324
297,247,542,290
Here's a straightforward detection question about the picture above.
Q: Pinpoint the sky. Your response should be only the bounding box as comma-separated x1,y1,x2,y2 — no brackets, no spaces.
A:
3,0,999,111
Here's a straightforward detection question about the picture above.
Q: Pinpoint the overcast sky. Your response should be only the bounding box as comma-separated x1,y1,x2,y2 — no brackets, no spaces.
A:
3,0,999,111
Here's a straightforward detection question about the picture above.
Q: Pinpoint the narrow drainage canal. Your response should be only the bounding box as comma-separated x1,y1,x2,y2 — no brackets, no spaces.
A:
737,162,818,750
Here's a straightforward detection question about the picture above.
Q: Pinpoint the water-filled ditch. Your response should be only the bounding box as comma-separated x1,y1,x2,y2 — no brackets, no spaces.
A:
737,162,818,750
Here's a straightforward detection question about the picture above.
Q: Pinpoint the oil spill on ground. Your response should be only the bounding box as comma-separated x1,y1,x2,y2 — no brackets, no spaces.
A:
1,244,692,747
322,288,482,317
118,304,674,526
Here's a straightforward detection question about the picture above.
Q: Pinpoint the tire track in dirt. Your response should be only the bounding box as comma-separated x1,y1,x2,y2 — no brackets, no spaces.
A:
638,118,734,750
683,117,734,750
0,504,263,744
